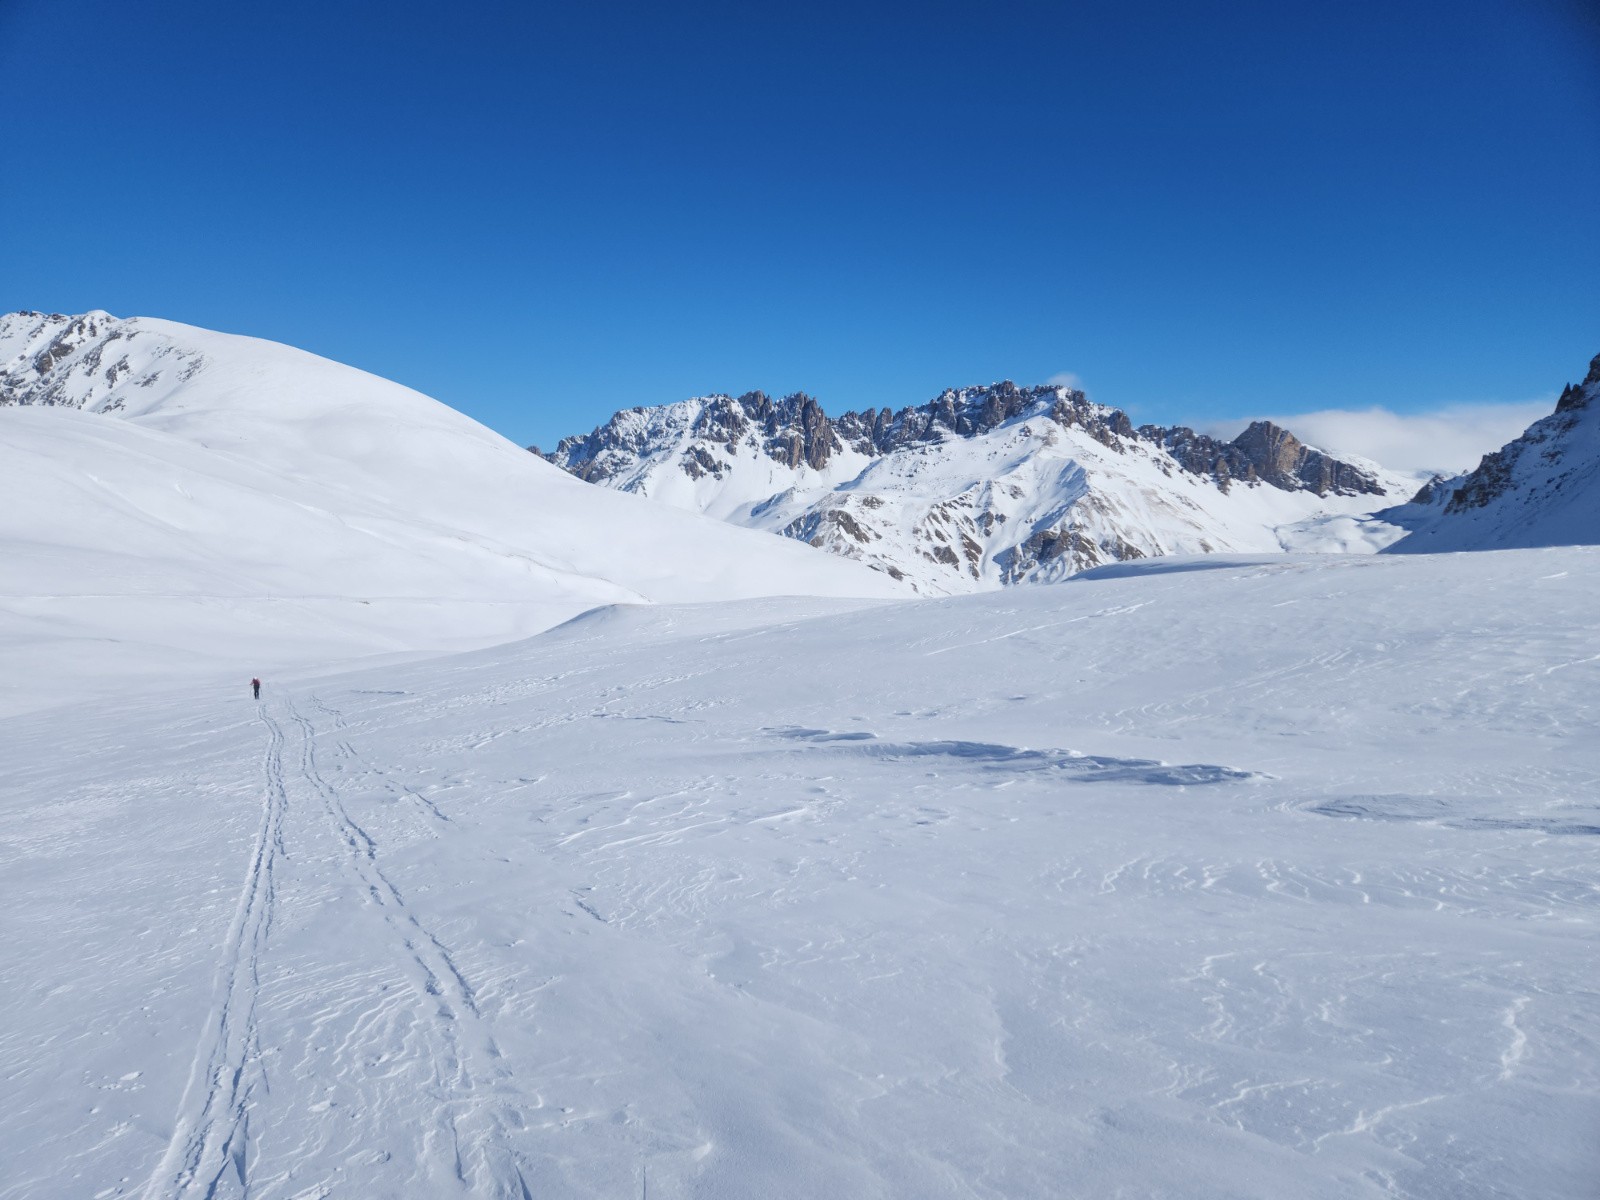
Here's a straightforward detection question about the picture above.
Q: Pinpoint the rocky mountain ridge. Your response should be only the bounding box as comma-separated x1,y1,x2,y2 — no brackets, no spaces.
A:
0,310,208,413
538,382,1408,592
544,382,1386,500
1387,352,1600,553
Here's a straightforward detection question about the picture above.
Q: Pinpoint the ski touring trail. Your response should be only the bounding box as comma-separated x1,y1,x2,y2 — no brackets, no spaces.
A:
140,706,288,1200
2,552,1596,1199
285,697,532,1199
137,697,533,1199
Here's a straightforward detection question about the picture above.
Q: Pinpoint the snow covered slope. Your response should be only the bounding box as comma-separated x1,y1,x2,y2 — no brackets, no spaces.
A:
0,311,904,713
2,549,1595,1199
541,384,1416,593
1385,352,1600,553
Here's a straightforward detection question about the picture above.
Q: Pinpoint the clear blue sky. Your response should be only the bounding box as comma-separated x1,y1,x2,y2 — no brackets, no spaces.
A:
2,0,1597,449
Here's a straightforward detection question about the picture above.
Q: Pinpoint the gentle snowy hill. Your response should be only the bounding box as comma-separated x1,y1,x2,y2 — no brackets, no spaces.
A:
1385,352,1600,553
539,384,1417,593
0,311,905,712
2,549,1595,1199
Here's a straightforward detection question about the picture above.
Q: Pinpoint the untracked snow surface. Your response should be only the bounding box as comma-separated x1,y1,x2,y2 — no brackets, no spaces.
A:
2,549,1596,1199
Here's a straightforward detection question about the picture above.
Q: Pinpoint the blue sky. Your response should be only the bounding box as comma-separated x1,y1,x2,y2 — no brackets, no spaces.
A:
2,0,1597,459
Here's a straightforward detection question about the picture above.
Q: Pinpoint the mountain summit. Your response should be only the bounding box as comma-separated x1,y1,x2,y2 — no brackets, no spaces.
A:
540,383,1411,592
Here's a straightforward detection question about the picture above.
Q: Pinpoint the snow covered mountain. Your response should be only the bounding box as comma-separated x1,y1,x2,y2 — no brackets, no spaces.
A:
0,311,904,713
1385,352,1600,553
6,310,1596,1199
539,384,1416,593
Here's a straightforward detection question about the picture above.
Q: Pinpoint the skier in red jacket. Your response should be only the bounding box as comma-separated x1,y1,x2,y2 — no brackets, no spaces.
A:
251,678,261,700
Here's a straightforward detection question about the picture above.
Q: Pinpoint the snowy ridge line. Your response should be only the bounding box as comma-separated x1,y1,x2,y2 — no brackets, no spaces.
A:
289,697,532,1198
1384,351,1600,552
0,309,907,715
141,705,287,1200
537,381,1418,591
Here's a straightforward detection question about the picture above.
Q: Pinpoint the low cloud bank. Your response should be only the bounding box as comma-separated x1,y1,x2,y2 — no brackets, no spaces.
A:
1208,399,1553,478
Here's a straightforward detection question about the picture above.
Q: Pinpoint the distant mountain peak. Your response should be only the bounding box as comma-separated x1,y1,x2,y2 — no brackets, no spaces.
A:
538,382,1408,592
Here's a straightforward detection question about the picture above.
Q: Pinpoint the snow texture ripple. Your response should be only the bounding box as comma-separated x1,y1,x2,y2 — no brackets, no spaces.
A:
2,549,1596,1199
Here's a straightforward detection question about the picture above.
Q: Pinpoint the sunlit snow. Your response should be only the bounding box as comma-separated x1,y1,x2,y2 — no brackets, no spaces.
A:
2,313,1595,1199
3,551,1596,1199
0,312,903,715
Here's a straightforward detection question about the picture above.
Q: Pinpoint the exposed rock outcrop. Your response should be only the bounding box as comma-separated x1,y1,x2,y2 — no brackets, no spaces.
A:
541,381,1386,503
537,379,1404,592
1386,352,1600,553
0,310,205,412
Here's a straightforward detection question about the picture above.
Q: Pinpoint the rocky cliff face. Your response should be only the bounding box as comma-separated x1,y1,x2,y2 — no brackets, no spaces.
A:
1445,354,1599,514
539,382,1408,593
0,310,207,412
547,391,845,483
1387,353,1600,553
543,383,1386,498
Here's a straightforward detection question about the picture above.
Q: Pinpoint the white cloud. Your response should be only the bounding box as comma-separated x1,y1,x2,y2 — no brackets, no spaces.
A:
1046,371,1084,391
1206,398,1553,478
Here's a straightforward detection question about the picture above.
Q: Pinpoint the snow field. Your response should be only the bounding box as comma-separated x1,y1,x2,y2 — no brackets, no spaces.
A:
1,552,1596,1198
0,315,905,716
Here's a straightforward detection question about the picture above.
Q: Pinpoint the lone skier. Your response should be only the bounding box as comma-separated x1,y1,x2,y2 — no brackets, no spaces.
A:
251,677,261,700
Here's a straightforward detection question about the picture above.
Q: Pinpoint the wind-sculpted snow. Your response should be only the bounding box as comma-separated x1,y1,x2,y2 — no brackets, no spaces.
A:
1305,794,1600,837
1,550,1595,1198
766,726,1259,784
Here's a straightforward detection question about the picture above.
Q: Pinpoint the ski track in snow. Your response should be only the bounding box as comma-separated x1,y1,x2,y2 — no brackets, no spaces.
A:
283,697,531,1199
5,550,1598,1199
140,699,532,1200
141,705,287,1200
